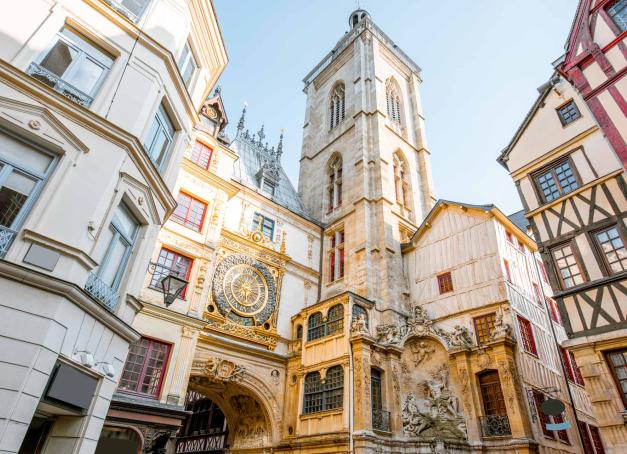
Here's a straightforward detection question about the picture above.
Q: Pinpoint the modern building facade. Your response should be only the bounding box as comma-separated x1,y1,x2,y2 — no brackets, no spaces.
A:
105,8,600,454
498,2,626,451
0,0,226,453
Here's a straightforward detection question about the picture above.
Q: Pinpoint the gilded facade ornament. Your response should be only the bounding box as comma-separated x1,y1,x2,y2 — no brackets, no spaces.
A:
194,356,246,383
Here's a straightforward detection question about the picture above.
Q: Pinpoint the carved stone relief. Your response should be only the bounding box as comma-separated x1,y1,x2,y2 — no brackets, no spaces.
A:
193,357,246,383
230,394,269,449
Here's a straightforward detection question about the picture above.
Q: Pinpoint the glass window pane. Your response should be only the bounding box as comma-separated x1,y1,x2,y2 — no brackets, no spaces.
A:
100,233,128,287
121,0,151,18
0,133,54,175
67,58,104,94
40,40,77,77
150,130,170,166
0,171,37,227
112,204,138,240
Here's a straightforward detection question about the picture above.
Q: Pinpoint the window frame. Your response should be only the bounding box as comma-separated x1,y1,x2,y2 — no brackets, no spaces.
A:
149,248,193,299
252,212,275,241
437,271,453,294
329,229,345,282
188,140,213,170
555,100,581,126
0,129,58,233
550,240,587,290
517,316,538,357
104,0,152,23
97,203,139,291
503,259,512,282
393,153,411,210
327,155,343,212
473,313,496,345
177,39,198,88
144,103,176,171
606,348,627,409
592,224,627,276
329,82,346,130
32,27,114,104
532,155,581,204
607,0,627,33
118,336,171,398
306,305,345,342
532,390,556,440
171,191,207,232
302,366,344,415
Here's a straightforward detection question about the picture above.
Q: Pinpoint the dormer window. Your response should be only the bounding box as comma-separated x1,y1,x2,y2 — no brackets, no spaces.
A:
556,100,581,126
261,179,275,197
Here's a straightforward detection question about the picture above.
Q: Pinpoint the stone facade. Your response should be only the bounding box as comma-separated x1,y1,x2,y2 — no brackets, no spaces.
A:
101,8,600,454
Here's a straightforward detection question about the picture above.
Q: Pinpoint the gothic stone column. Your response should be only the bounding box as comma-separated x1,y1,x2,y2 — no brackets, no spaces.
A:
351,335,374,432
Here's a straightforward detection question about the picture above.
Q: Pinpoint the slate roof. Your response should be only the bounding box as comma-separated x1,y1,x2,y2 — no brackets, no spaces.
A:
508,209,530,233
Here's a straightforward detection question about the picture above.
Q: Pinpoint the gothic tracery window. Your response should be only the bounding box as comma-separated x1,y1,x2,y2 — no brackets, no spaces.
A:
327,155,342,211
385,78,403,126
329,82,345,130
393,152,411,209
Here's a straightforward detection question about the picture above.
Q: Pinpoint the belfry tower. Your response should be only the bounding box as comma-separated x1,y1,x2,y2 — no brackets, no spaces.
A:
298,9,435,312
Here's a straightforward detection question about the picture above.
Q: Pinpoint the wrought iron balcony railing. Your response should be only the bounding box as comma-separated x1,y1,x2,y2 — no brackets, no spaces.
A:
26,63,94,107
479,414,512,438
0,225,17,258
85,272,119,311
372,409,391,432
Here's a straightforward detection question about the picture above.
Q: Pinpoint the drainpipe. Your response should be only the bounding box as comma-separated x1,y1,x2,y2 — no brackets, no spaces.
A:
532,257,587,450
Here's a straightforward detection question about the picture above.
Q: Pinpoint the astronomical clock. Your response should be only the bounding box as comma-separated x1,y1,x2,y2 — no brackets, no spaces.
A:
204,228,287,350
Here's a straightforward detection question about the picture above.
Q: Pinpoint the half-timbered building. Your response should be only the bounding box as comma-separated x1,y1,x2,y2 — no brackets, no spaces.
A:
499,62,627,454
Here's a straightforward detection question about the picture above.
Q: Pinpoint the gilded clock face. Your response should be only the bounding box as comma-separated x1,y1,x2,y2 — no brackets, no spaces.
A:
211,254,277,327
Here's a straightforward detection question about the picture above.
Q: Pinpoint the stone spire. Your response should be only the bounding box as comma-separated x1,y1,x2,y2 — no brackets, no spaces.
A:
257,125,266,144
276,130,284,160
237,103,247,132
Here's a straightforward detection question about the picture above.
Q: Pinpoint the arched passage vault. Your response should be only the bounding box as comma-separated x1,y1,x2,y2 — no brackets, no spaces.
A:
188,353,283,452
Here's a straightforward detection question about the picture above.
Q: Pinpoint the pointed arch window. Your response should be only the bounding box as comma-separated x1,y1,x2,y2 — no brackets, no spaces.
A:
393,153,411,209
329,83,345,130
327,155,342,211
385,78,403,125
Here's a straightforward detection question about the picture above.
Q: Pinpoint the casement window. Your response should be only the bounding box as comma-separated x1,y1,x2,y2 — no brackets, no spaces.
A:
327,155,342,211
252,212,275,240
551,243,585,289
547,297,562,324
537,259,549,284
144,104,176,171
532,390,555,439
608,0,627,32
578,421,606,454
393,153,411,209
607,349,627,408
96,203,139,292
371,368,383,413
518,316,538,356
329,82,345,130
171,192,206,232
28,27,113,107
594,225,627,274
478,371,507,416
560,347,584,386
532,283,543,306
437,272,453,294
119,337,170,397
150,248,192,298
302,366,344,414
306,305,344,341
556,100,581,126
0,131,56,257
385,77,403,125
503,259,512,282
534,158,579,203
473,313,496,344
329,230,345,282
104,0,151,23
177,40,198,87
189,141,213,170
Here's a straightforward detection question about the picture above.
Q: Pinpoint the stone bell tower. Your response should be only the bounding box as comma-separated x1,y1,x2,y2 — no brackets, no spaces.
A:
298,9,435,312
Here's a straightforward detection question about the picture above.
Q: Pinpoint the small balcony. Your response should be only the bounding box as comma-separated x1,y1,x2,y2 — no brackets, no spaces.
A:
372,409,391,432
479,414,512,438
84,272,119,311
0,225,17,258
26,63,94,107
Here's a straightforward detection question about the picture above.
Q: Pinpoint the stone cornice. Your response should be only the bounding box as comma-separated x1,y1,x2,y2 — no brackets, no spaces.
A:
22,229,99,270
0,259,140,343
139,301,206,330
197,331,287,363
0,61,177,215
181,159,240,199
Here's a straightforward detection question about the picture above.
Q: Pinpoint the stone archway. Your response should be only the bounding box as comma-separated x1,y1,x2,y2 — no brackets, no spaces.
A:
183,371,274,454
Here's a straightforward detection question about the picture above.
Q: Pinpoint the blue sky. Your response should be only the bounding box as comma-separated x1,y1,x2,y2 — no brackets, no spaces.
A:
213,0,578,215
